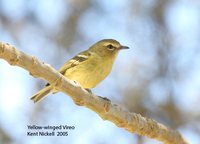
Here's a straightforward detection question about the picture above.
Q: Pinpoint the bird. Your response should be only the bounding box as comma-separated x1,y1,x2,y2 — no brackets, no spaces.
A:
31,39,129,103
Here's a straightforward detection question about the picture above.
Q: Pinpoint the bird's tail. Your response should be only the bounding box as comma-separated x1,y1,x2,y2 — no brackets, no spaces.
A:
30,86,52,103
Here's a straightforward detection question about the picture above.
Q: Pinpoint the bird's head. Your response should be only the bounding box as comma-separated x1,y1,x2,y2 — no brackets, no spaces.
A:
89,39,129,58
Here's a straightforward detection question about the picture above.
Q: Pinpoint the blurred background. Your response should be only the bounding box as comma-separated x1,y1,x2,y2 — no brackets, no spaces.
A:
0,0,200,144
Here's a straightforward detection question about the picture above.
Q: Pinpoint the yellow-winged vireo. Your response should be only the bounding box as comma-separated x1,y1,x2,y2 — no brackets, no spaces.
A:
31,39,129,103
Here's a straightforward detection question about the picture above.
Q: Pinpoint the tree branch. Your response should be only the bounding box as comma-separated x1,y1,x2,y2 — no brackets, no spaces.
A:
0,42,188,144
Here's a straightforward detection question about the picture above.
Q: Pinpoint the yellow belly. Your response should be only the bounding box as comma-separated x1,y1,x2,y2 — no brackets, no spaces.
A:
64,57,113,88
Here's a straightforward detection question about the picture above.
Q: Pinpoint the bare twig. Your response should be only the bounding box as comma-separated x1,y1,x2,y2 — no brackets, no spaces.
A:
0,42,188,144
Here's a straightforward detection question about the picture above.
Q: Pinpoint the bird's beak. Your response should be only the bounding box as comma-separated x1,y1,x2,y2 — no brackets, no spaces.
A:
120,45,129,50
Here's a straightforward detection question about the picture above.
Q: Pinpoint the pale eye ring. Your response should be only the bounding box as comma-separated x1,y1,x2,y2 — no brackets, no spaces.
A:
107,44,115,50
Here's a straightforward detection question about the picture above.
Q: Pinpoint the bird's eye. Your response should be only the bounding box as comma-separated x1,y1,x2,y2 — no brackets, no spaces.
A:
107,44,115,50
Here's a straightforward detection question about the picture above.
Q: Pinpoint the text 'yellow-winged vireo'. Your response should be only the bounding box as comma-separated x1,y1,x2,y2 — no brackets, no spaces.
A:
31,39,129,103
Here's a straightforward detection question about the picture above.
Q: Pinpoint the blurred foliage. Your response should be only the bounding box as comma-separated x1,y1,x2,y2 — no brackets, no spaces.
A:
0,128,11,144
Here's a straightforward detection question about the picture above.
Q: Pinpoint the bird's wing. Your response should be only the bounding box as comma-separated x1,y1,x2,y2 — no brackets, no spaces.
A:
59,50,92,75
45,51,92,87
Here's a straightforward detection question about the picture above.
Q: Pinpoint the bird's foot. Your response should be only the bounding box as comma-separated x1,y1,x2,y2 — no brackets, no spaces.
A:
85,88,92,94
98,96,111,102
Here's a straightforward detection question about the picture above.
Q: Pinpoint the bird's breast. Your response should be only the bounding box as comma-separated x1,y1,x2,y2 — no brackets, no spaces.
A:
64,55,114,88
